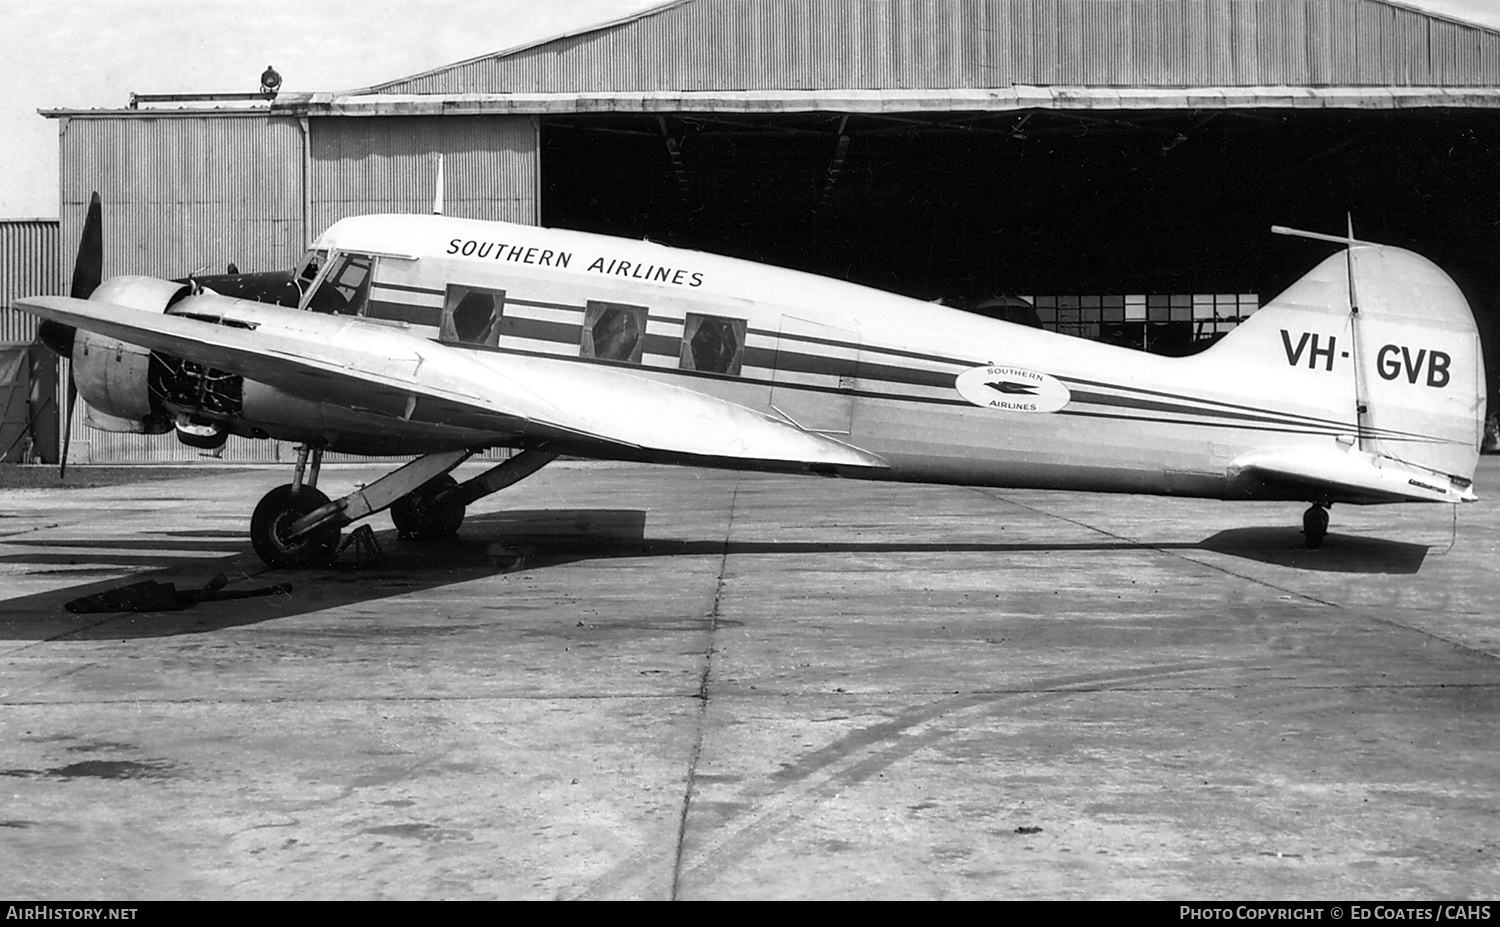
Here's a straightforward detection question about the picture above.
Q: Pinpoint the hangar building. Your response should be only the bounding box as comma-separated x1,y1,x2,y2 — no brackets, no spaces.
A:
0,220,59,462
38,0,1500,462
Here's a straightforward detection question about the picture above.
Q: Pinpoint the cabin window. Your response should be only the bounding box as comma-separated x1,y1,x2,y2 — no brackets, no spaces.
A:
441,285,504,346
306,252,373,316
679,313,746,376
580,301,647,364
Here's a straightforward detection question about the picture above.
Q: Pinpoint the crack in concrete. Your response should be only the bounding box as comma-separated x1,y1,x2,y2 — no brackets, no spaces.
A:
670,481,738,902
668,661,1245,892
0,522,63,539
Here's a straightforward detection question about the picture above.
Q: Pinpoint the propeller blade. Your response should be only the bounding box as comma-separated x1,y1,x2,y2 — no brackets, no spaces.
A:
55,191,100,479
60,373,77,481
71,192,103,299
38,193,102,360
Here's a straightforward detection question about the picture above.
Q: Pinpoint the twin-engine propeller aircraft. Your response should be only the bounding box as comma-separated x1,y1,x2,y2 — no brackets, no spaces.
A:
18,202,1485,567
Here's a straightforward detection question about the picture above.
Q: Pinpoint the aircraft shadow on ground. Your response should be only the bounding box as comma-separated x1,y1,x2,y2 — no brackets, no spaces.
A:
0,511,1426,639
1196,527,1428,574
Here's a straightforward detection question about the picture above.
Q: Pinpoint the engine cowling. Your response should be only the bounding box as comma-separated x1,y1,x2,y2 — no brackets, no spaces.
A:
66,278,497,454
71,276,188,434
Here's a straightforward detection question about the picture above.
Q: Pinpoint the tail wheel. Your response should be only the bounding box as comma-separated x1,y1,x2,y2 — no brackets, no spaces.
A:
251,484,339,568
1302,504,1330,550
391,474,465,540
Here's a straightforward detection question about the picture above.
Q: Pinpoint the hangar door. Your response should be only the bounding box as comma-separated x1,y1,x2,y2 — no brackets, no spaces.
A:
59,115,306,287
309,116,539,232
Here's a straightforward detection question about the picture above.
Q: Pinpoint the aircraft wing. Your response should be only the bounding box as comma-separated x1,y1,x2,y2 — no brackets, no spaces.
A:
1230,446,1476,505
18,294,888,470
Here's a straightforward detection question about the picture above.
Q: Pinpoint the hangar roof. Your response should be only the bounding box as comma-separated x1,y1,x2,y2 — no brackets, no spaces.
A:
45,0,1500,118
282,0,1500,115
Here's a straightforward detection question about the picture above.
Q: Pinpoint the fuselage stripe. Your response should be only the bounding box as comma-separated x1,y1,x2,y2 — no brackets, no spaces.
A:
354,294,1449,446
374,281,443,297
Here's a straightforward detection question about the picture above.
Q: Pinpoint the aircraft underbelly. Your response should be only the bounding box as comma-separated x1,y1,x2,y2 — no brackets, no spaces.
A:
840,393,1213,490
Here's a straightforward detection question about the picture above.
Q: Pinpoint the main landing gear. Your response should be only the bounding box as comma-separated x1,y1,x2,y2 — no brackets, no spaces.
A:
250,482,340,568
390,474,464,540
1301,503,1331,550
248,444,558,568
250,444,337,568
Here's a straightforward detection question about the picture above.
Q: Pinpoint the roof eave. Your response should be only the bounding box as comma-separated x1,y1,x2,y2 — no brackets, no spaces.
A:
263,86,1500,117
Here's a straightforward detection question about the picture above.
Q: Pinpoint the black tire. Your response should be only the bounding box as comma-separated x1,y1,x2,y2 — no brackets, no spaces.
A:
251,484,339,568
390,474,465,540
1302,504,1329,550
174,425,228,450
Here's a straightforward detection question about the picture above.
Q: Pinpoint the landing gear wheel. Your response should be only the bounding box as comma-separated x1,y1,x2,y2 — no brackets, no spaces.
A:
251,484,339,568
391,474,465,540
1302,504,1330,550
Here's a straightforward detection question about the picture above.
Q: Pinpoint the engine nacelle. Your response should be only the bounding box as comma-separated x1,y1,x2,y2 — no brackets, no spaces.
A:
65,277,497,454
71,276,188,434
240,381,480,455
240,380,325,445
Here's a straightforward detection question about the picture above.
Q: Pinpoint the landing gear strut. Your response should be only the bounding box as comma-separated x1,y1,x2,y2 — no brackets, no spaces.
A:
1302,503,1330,550
389,447,559,540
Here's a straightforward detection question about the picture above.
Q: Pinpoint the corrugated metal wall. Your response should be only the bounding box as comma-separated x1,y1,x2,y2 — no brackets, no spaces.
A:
0,220,60,343
59,115,307,285
57,115,305,463
372,0,1500,94
310,116,538,233
56,113,539,463
60,114,542,283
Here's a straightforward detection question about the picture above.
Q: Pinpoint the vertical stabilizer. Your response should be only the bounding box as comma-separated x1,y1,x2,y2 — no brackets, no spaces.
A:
1206,243,1484,483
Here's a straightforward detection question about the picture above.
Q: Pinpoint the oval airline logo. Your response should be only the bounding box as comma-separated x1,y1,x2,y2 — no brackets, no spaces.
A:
955,365,1072,413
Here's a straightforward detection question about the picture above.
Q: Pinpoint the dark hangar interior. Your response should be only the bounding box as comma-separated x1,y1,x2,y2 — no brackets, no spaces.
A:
543,105,1500,367
541,107,1500,304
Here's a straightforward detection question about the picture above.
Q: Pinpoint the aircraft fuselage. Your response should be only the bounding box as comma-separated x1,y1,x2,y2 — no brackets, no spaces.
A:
243,214,1473,503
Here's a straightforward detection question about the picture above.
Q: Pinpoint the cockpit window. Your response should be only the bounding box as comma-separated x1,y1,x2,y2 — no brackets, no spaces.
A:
303,252,373,316
294,249,325,287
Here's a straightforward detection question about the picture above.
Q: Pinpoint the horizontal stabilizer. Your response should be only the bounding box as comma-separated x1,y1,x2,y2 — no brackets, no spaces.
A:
1230,446,1476,505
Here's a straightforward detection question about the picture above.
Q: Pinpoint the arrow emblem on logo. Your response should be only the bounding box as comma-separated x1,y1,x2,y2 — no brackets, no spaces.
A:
985,380,1039,395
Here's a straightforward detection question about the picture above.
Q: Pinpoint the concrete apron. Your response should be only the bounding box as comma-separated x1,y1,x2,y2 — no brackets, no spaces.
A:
1,459,1497,899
